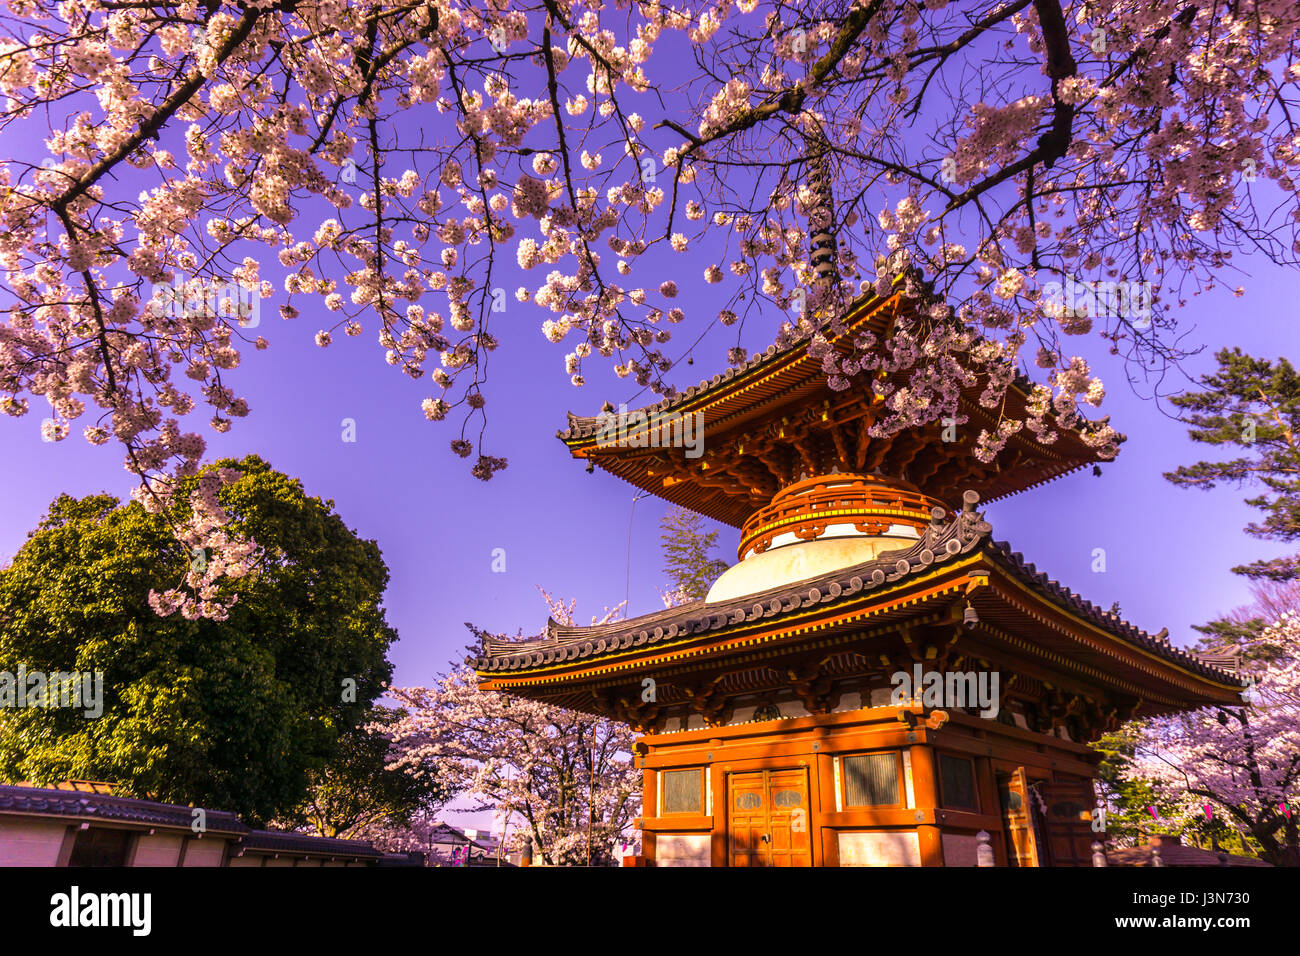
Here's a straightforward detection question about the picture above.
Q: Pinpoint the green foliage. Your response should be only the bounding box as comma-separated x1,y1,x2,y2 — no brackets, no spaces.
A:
1188,579,1300,665
0,455,397,825
1192,617,1268,650
1092,724,1166,844
288,705,450,839
658,506,729,605
1165,347,1300,581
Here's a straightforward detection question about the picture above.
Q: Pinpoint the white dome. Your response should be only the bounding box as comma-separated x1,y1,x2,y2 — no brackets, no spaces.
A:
705,529,920,604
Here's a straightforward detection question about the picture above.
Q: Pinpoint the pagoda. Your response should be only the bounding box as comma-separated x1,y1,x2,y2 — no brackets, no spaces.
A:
473,143,1243,866
473,283,1242,867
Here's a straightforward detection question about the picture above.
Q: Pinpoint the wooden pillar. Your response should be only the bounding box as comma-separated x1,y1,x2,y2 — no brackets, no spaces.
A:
909,742,945,867
816,751,839,867
802,757,820,867
973,755,1005,866
711,764,727,868
642,764,657,865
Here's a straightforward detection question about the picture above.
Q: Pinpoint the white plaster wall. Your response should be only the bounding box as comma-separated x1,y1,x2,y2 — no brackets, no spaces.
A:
132,832,183,866
180,838,227,867
0,819,67,866
656,834,711,867
869,687,895,707
727,704,756,725
838,831,921,867
831,692,863,713
778,699,809,718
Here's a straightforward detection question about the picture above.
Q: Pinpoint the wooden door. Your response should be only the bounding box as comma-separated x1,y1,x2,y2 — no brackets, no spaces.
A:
1038,778,1095,867
997,768,1041,867
767,769,811,867
729,772,768,867
728,769,812,867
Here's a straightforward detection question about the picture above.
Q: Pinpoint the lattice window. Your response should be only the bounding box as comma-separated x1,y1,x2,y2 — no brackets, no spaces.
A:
842,752,900,807
939,754,978,811
661,769,703,814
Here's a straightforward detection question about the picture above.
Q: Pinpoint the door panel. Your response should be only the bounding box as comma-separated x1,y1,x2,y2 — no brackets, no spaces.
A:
728,769,812,867
996,768,1095,867
998,768,1041,867
767,771,810,867
1039,778,1095,867
729,773,767,867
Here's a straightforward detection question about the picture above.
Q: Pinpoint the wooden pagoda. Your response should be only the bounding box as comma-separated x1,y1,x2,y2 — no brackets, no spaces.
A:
473,284,1243,868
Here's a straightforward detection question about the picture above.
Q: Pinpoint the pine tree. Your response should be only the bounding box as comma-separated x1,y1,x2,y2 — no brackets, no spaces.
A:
658,507,730,607
1166,347,1300,582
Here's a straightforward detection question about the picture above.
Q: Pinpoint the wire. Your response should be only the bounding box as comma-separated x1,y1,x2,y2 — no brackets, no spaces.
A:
626,490,650,611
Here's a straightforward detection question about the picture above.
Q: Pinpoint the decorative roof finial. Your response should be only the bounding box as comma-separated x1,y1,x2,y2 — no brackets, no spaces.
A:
803,115,839,293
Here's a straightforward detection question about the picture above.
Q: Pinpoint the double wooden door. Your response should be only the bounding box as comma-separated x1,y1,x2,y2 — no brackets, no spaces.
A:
998,768,1095,867
728,769,812,866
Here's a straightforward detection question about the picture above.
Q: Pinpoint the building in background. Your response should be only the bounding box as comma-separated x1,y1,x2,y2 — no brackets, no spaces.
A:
0,782,420,866
1106,834,1270,867
422,821,517,866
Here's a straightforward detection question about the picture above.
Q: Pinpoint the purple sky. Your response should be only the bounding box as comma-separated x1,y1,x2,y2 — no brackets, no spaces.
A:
3,21,1299,835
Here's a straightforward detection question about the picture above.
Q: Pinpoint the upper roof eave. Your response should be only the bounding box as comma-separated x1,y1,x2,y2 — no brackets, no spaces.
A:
556,271,1126,456
556,285,894,443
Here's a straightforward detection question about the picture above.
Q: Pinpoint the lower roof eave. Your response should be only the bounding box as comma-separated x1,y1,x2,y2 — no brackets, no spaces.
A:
477,559,1241,716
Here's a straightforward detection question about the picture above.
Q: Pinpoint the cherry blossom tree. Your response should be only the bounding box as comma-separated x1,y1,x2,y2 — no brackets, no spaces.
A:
3,1,1300,616
1122,611,1300,866
342,808,444,856
382,591,641,866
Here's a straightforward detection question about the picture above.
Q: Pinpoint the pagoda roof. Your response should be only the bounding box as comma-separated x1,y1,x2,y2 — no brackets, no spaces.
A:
473,504,1240,714
558,282,1121,525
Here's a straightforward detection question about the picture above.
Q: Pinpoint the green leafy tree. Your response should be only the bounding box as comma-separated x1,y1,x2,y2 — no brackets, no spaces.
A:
0,455,396,825
658,506,730,607
1092,723,1172,847
288,705,451,839
1165,348,1300,582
